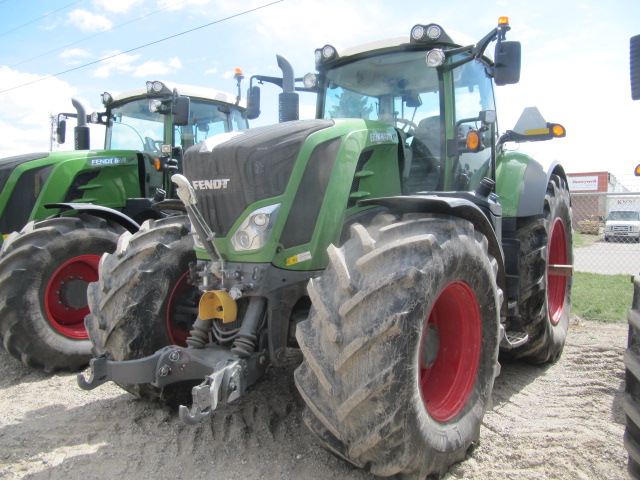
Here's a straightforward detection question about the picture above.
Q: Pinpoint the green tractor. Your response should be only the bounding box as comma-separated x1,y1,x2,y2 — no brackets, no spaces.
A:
79,18,571,478
0,79,249,372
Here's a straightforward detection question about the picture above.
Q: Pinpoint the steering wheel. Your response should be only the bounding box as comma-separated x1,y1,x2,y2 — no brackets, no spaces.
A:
395,118,418,134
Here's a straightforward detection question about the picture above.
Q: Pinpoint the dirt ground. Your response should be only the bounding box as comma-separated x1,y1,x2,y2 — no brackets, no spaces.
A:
0,318,630,480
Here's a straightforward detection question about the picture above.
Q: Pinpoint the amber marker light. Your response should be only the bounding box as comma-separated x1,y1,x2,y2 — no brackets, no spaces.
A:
552,124,566,137
466,130,481,152
498,16,509,25
154,158,162,171
635,164,640,176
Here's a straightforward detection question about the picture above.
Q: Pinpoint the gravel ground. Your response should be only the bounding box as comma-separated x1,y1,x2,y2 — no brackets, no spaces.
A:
0,318,630,480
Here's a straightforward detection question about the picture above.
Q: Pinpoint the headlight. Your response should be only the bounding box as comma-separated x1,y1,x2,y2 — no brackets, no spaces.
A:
231,204,280,252
101,92,113,105
303,73,318,89
426,49,446,68
149,99,162,113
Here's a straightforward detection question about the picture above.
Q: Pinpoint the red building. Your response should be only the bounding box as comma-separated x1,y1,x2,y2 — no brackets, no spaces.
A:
567,172,612,225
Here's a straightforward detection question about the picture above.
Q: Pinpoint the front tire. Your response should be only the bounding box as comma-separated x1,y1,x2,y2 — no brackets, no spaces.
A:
506,174,572,364
0,214,124,372
85,216,198,402
294,213,502,479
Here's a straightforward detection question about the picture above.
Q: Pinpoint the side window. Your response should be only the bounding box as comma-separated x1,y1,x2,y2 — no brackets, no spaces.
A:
452,61,496,190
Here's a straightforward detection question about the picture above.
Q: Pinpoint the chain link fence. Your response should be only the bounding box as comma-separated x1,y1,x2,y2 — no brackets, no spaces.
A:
571,191,640,321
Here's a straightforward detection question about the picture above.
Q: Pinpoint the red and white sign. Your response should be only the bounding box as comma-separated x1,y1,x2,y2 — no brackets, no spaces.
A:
568,175,599,192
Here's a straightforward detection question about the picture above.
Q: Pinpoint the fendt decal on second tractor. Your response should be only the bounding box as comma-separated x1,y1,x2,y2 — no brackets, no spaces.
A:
0,78,249,372
79,18,571,478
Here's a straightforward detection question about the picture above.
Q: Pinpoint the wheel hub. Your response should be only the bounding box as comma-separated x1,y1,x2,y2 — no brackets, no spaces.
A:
548,217,568,325
58,279,90,310
420,324,440,369
45,254,100,339
418,281,482,422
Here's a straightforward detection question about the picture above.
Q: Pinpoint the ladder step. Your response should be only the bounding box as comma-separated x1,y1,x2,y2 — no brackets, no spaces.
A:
500,330,529,349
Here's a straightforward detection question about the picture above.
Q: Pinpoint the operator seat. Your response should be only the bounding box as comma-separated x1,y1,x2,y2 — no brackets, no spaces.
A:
404,116,441,193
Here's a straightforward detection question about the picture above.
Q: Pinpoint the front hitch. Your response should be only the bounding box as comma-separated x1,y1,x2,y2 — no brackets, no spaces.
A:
77,345,268,424
178,359,245,425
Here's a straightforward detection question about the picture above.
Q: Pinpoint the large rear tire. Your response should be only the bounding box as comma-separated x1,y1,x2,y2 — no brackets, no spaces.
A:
506,174,572,364
294,213,502,479
0,214,124,372
86,216,199,402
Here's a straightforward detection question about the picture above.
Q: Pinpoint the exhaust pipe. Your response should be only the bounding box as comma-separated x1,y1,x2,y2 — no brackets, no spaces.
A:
276,55,299,123
71,98,90,150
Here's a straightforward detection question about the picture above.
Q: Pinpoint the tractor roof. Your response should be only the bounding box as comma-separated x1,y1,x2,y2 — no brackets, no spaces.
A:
111,81,245,109
334,28,491,63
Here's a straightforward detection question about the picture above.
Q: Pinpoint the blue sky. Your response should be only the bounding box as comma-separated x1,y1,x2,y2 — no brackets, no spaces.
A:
1,0,639,185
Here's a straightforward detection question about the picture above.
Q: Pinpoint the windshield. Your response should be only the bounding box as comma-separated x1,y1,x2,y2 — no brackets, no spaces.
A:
321,50,442,192
322,50,441,126
107,98,248,153
608,211,640,221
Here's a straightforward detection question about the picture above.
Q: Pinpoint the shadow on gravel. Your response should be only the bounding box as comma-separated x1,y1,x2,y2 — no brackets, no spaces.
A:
1,349,379,480
0,347,56,390
491,358,552,407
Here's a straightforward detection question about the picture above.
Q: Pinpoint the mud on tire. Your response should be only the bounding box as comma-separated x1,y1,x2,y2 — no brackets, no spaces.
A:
505,174,572,364
86,215,198,403
0,214,125,372
294,213,502,479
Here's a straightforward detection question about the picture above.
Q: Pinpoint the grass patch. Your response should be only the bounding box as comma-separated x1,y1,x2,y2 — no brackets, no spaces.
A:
573,230,601,248
572,271,633,322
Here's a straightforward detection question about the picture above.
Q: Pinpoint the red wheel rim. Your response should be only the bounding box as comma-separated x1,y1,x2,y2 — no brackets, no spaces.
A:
419,281,482,422
548,217,568,325
166,271,195,346
45,254,100,339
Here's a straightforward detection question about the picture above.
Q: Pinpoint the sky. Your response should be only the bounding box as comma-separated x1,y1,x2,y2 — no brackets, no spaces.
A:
1,0,639,186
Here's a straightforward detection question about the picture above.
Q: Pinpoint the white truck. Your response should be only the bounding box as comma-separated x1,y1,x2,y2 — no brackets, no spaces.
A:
604,210,640,242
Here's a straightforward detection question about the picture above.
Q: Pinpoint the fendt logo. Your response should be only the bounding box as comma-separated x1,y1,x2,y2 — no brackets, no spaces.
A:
191,179,231,190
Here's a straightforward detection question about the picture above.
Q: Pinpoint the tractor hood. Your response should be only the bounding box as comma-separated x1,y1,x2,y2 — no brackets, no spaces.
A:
183,119,334,238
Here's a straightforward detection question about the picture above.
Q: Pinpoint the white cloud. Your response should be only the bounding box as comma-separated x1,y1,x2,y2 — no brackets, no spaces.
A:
92,53,141,78
205,67,217,75
60,48,92,59
156,0,211,11
0,67,85,156
133,57,182,77
67,9,112,32
93,0,145,13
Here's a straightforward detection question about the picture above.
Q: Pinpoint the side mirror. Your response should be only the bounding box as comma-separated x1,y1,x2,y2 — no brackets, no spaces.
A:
56,119,66,144
632,34,640,101
246,86,261,120
172,96,190,126
494,41,521,86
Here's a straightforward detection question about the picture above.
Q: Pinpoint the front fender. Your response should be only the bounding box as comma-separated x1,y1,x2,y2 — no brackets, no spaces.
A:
45,202,140,233
359,195,506,299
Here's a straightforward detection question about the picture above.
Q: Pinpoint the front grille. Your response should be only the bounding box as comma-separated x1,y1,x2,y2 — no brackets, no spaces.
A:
613,225,633,233
0,164,54,234
183,120,334,237
0,152,50,193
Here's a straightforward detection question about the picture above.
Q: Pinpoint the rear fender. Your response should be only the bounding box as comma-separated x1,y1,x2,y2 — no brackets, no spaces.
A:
496,152,568,218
